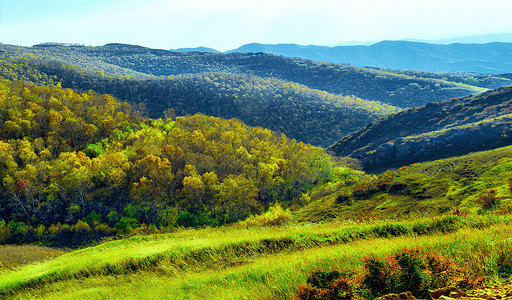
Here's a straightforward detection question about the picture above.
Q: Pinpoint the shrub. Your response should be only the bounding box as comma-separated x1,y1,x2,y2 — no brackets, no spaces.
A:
176,211,198,227
336,194,351,205
451,208,468,216
239,202,291,227
477,189,499,210
296,268,358,300
362,248,472,299
0,220,11,244
352,183,380,199
497,248,512,277
295,249,474,300
362,257,391,297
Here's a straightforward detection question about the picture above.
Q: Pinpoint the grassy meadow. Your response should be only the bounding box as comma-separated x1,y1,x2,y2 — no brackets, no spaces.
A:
1,214,512,299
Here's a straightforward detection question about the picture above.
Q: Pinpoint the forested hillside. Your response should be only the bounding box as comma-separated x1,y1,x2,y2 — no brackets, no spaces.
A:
0,58,397,147
388,69,512,89
0,77,347,247
328,86,512,170
0,43,485,108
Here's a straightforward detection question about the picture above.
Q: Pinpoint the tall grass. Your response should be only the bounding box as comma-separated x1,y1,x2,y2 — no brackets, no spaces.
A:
0,245,67,271
1,214,511,298
10,223,512,299
0,216,462,294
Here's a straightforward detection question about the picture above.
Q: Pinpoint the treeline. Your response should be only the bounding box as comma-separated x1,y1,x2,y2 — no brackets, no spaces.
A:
0,43,485,108
387,68,512,89
0,78,344,246
0,58,397,147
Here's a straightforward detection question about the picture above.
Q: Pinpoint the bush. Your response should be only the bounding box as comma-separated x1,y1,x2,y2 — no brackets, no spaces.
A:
295,248,474,300
0,220,11,244
239,202,291,227
176,211,198,227
362,249,471,299
296,268,358,300
477,189,499,210
497,247,512,277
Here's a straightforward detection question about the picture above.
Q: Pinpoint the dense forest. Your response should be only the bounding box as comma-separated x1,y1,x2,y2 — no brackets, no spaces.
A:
387,69,512,89
0,43,489,108
0,77,348,246
328,86,512,170
0,58,397,147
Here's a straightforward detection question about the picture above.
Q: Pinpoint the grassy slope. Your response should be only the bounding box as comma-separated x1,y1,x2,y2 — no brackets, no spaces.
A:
2,216,512,299
300,144,512,222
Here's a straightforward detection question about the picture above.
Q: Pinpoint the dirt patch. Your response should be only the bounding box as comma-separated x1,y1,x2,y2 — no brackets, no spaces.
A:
463,282,512,300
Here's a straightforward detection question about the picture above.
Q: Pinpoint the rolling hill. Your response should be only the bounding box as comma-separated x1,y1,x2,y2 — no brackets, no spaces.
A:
0,43,486,108
327,85,512,170
0,57,397,147
1,40,512,300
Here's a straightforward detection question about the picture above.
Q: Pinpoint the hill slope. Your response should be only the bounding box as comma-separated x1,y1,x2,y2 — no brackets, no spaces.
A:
0,77,349,247
228,41,512,74
301,142,512,222
0,43,485,108
0,58,398,147
328,86,512,170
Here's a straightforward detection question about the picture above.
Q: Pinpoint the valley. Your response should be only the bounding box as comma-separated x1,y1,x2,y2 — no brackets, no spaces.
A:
0,41,511,299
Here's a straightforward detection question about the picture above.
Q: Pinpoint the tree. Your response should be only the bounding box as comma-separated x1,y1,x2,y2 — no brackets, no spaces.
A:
215,174,262,223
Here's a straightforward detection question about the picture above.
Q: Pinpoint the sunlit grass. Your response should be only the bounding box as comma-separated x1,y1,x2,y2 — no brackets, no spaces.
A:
10,222,512,299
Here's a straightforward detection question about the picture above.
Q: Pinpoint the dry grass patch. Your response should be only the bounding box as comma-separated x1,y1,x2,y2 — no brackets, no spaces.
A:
0,245,67,271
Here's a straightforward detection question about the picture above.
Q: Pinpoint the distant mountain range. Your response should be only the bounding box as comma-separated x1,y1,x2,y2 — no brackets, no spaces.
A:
173,39,512,74
170,47,220,53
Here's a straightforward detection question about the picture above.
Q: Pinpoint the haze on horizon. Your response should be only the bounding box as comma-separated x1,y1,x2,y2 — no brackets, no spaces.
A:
1,0,512,51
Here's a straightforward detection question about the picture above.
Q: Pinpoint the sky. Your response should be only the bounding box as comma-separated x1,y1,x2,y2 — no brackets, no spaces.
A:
1,0,512,51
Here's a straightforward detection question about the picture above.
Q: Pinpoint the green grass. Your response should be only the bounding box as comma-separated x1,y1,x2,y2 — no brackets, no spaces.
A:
1,214,512,299
6,221,512,299
298,144,512,222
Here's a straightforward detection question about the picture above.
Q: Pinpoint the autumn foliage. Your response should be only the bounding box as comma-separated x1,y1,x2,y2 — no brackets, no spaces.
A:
0,78,336,245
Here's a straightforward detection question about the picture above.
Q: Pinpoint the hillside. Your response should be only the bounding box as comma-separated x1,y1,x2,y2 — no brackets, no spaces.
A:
0,58,397,147
0,43,485,108
0,77,353,247
301,143,512,222
328,86,512,170
2,46,512,300
228,41,512,74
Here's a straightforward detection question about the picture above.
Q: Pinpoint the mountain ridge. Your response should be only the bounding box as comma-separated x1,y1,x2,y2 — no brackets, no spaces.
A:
327,85,512,170
226,41,512,74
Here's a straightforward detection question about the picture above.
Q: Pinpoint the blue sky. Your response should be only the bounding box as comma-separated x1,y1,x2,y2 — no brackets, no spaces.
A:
1,0,512,51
